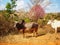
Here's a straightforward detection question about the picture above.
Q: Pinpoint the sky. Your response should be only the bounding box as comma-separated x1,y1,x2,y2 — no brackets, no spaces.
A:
0,0,60,13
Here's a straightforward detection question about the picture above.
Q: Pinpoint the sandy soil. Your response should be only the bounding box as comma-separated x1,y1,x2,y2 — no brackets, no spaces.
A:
0,33,60,45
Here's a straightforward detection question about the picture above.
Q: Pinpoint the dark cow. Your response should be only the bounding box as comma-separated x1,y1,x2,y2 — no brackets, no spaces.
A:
15,20,38,37
16,20,26,37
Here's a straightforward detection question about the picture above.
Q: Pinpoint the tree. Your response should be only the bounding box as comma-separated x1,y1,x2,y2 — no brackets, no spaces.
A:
29,5,45,22
6,3,12,14
5,0,17,21
6,0,17,14
27,0,51,22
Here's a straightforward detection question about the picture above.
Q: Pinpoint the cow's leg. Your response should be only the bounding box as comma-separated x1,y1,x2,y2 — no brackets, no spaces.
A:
33,28,37,37
23,28,26,38
33,28,36,37
23,29,25,38
55,28,57,34
35,28,38,37
55,28,58,39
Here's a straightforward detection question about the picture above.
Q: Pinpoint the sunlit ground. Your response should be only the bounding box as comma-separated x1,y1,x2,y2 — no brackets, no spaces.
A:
0,32,60,45
0,25,60,45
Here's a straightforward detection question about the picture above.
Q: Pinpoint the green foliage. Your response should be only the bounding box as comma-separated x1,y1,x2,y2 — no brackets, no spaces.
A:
55,13,60,20
24,18,31,23
5,0,17,21
45,15,50,20
37,19,47,26
5,0,17,14
11,0,17,9
6,3,11,9
6,3,12,14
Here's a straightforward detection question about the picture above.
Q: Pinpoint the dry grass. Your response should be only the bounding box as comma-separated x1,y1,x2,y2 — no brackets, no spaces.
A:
0,33,60,45
0,25,60,45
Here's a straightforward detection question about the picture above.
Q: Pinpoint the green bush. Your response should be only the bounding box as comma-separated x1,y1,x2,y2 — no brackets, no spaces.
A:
37,19,48,27
24,18,31,23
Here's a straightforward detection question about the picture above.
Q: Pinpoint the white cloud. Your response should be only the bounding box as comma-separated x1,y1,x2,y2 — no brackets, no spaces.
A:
15,0,25,10
0,4,5,10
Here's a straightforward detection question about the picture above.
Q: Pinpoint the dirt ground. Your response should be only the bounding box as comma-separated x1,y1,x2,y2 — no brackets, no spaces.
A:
0,33,60,45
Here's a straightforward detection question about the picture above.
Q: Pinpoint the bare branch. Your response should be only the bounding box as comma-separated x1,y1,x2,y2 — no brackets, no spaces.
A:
27,2,32,9
43,0,51,8
30,0,44,5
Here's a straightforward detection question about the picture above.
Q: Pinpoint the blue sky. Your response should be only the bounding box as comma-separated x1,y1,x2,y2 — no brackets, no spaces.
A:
0,0,60,13
45,0,60,13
